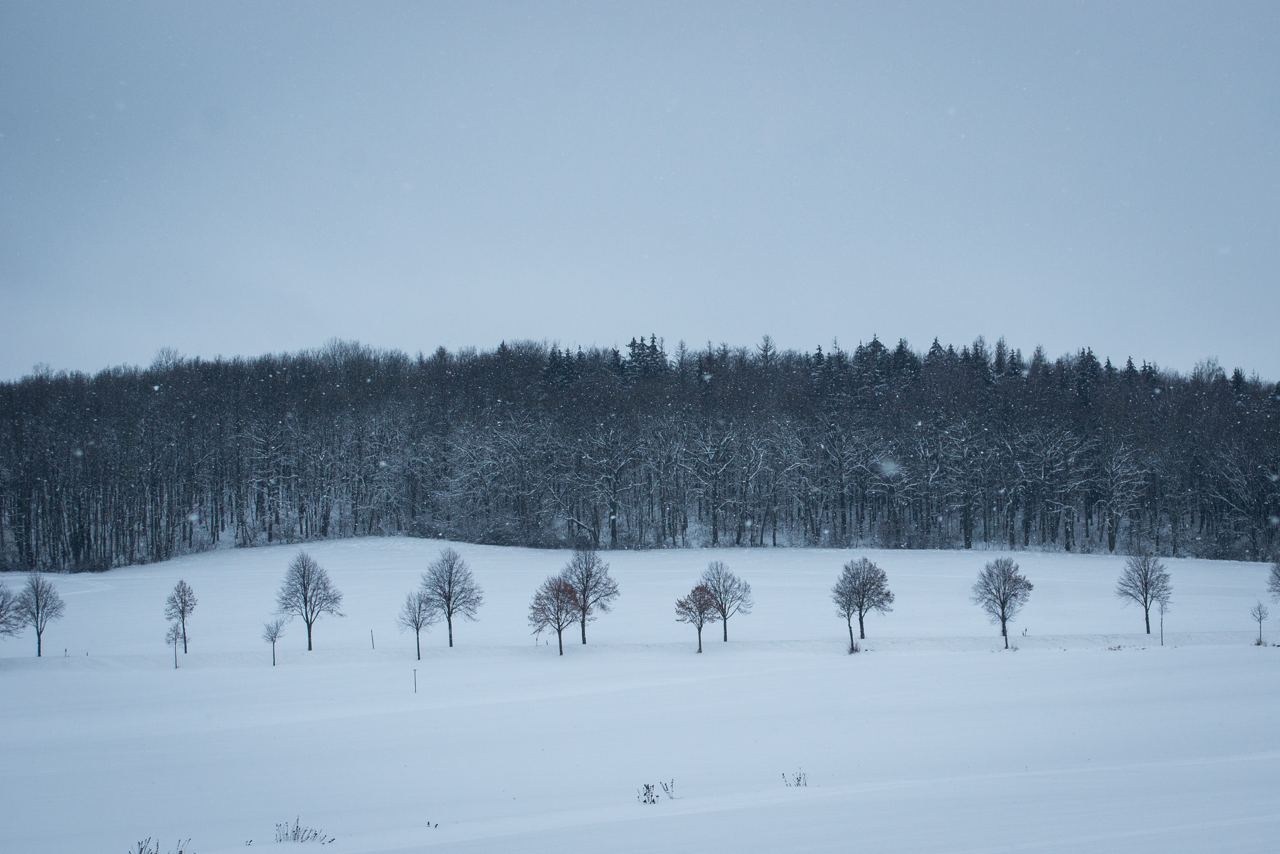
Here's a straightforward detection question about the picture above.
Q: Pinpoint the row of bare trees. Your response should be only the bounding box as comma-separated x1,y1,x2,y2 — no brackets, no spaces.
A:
2,338,1275,572
6,549,1276,663
154,549,1280,662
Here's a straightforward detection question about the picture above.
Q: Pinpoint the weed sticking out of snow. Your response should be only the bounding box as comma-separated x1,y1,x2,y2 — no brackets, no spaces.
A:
129,839,194,854
273,817,334,845
782,769,808,788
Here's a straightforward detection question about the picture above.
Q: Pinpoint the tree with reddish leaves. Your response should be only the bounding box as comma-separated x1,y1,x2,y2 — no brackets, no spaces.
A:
675,584,719,653
529,575,578,655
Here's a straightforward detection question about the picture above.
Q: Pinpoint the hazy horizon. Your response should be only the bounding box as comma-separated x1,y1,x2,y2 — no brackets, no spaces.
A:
2,332,1270,385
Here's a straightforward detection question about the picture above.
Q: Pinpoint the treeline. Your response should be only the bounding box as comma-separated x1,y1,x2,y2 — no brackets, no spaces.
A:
0,336,1276,571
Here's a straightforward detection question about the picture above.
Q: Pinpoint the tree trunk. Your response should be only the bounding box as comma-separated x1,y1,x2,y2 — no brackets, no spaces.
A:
36,630,42,658
271,641,277,666
415,630,421,661
306,620,314,651
722,619,728,642
1001,617,1008,649
696,626,703,653
447,614,454,648
580,616,587,645
181,616,188,654
1144,607,1151,635
557,628,564,656
858,612,866,640
847,618,854,653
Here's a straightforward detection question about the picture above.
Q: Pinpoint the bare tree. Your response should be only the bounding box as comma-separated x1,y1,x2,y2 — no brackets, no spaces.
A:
164,579,197,654
276,551,344,651
675,583,719,653
700,561,753,642
1251,601,1269,645
17,572,65,657
971,557,1033,649
1269,560,1280,602
562,546,620,644
1115,554,1172,634
165,622,181,669
0,582,21,638
262,618,286,666
421,547,483,647
832,558,895,646
528,575,578,655
398,590,437,660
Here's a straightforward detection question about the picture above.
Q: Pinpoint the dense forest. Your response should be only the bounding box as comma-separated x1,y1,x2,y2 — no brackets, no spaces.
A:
1,336,1276,572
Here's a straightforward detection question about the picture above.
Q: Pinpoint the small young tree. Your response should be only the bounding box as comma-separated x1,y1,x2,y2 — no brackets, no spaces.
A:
420,548,483,648
1115,554,1172,634
262,618,286,666
18,572,66,657
528,575,578,655
164,579,197,654
0,582,21,638
276,551,344,651
165,622,181,669
700,561,753,642
971,557,1033,649
562,546,620,644
398,590,437,661
674,584,719,653
831,558,894,646
1251,601,1269,645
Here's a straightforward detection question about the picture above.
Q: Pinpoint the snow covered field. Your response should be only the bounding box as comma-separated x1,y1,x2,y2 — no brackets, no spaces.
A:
1,539,1277,854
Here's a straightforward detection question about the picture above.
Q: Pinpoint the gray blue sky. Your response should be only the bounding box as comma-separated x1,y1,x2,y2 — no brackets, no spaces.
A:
2,1,1277,379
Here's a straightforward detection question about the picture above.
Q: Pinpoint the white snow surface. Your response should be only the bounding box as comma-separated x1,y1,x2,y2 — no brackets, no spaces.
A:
1,539,1277,854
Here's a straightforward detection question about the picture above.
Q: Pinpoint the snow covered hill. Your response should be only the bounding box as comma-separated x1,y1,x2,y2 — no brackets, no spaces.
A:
1,539,1276,853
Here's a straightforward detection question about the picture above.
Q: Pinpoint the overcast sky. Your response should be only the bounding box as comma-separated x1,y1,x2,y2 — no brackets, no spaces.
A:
1,1,1277,380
